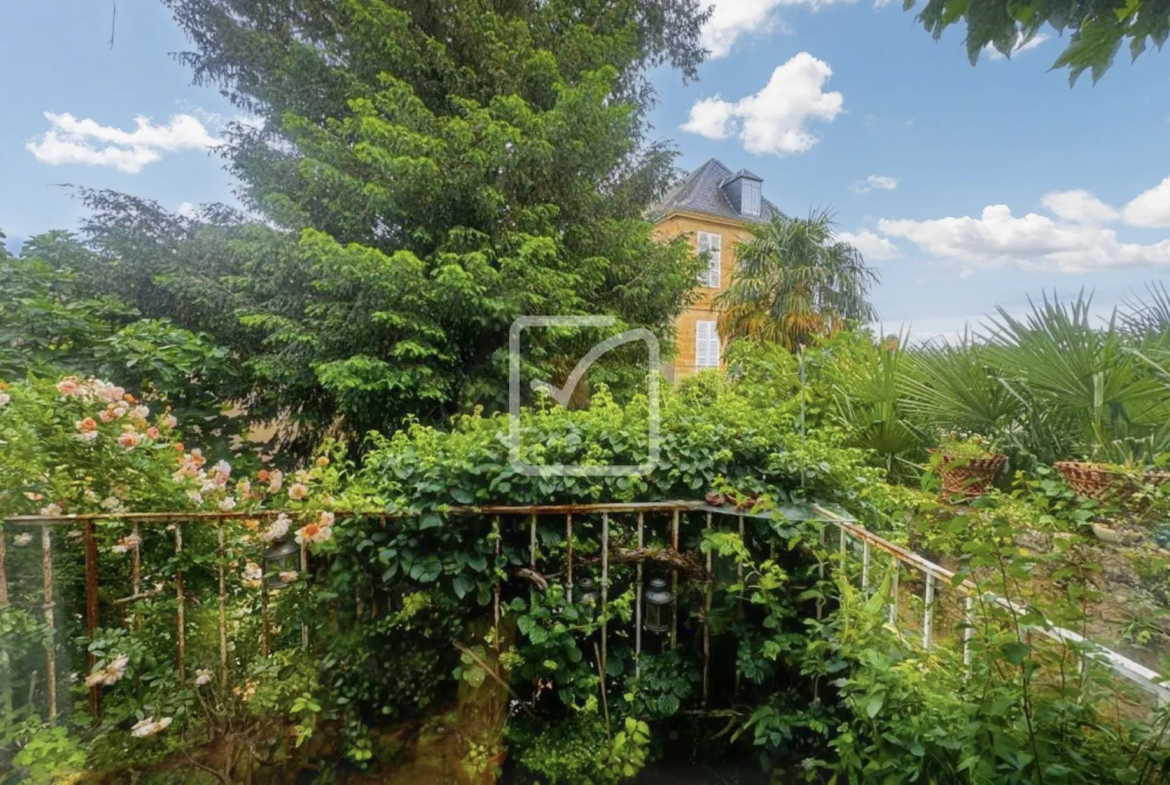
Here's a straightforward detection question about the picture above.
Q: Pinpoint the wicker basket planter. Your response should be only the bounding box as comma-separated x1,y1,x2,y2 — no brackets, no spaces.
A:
930,450,1007,497
1054,461,1170,506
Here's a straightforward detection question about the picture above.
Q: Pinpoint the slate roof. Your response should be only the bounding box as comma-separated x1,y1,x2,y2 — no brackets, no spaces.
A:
649,158,782,224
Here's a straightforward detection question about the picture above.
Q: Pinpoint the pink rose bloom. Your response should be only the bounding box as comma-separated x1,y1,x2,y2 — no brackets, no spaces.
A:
56,378,82,396
146,426,160,439
99,409,116,423
118,432,140,450
288,483,309,501
295,522,332,545
76,417,98,433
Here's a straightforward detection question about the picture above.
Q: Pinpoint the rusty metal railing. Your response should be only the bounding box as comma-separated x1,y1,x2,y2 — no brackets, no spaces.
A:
0,502,735,721
3,499,1165,726
808,504,1170,707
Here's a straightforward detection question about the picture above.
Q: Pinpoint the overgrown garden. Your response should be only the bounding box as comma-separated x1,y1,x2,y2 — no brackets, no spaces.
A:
5,0,1170,782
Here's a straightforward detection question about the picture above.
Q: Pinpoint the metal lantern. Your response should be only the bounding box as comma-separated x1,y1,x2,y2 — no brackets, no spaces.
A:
643,577,674,634
263,541,299,589
577,576,598,621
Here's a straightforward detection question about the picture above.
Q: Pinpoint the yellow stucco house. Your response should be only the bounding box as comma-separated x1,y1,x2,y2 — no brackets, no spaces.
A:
650,159,782,382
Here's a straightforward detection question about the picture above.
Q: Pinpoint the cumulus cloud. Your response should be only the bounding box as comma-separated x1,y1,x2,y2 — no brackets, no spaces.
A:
878,205,1170,274
702,0,857,58
1123,176,1170,228
984,32,1050,61
837,230,901,260
26,112,219,173
1041,189,1120,225
850,175,898,194
681,97,737,139
855,173,1170,274
681,53,844,157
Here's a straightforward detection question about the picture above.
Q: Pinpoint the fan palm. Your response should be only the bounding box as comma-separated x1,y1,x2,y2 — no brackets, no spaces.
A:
986,292,1170,464
715,210,879,351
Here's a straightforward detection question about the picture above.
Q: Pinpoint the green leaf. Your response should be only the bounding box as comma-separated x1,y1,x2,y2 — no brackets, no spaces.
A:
1001,641,1030,666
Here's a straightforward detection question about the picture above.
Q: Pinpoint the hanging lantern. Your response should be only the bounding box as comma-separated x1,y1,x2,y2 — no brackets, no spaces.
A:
263,541,299,589
643,577,674,634
577,576,598,622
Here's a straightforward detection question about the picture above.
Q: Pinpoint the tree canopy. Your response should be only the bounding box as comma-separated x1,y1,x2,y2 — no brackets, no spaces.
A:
908,0,1170,83
73,0,711,455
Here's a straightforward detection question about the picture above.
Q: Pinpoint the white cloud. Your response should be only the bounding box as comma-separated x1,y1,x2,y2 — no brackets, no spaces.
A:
175,202,201,220
26,112,219,173
701,0,854,59
850,174,899,194
681,97,737,139
681,53,844,157
878,205,1170,274
837,230,901,260
1122,176,1170,228
1040,189,1119,225
984,32,1050,61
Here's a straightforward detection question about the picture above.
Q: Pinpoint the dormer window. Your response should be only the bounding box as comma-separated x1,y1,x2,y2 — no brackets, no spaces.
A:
742,179,761,217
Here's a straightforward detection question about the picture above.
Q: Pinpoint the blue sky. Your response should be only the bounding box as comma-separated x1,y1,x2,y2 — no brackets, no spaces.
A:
3,1,1169,338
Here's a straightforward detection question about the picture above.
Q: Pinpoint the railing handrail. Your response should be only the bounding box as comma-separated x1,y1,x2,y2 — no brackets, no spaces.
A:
0,500,713,525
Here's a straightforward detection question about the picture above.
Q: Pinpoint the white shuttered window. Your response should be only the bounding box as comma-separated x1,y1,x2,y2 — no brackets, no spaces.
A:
697,232,722,288
695,321,721,368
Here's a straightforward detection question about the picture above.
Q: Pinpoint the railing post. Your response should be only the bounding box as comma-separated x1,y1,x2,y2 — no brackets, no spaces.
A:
635,513,643,677
260,548,270,658
42,527,57,721
0,522,8,717
493,516,502,650
670,509,679,650
175,524,186,683
817,525,826,620
703,512,713,706
300,537,310,650
889,560,899,627
565,514,573,603
0,523,8,607
529,514,537,607
130,523,141,630
861,539,870,593
83,521,101,719
600,513,609,674
963,592,974,670
218,523,229,698
923,572,935,651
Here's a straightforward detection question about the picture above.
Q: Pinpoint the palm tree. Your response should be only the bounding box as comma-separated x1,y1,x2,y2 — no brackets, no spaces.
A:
715,209,879,351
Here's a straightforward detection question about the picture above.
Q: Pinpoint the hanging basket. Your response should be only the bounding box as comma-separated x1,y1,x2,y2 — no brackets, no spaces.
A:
930,450,1007,498
1054,462,1170,507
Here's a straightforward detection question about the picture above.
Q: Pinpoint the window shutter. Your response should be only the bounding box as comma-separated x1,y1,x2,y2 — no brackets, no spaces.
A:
708,234,722,288
697,232,722,288
696,321,720,368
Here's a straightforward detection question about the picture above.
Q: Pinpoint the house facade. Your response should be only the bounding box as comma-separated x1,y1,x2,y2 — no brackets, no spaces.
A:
650,159,782,381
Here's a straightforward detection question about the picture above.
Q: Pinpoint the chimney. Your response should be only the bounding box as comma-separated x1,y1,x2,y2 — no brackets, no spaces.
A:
722,170,763,218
